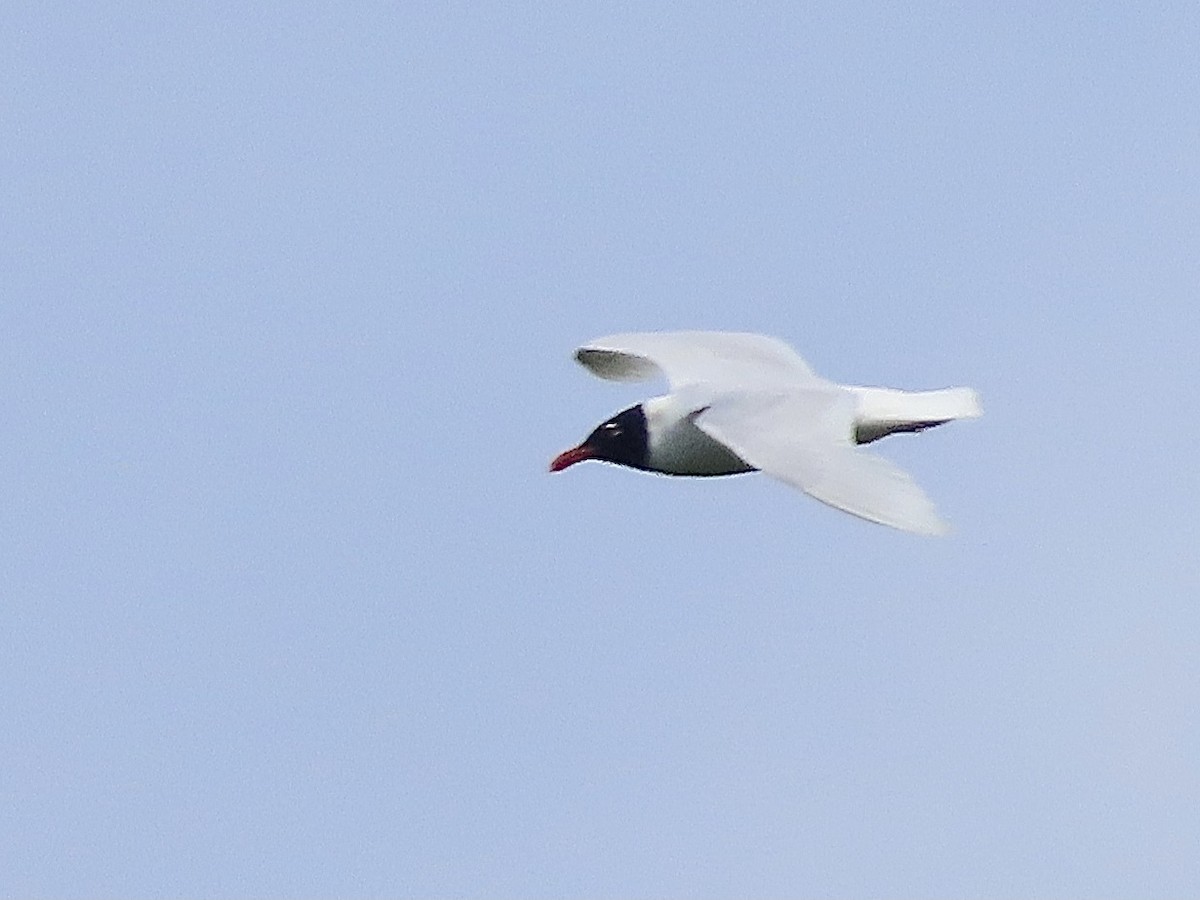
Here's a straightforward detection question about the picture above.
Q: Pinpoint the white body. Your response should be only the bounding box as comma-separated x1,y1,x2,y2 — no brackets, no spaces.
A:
575,331,981,535
643,395,755,475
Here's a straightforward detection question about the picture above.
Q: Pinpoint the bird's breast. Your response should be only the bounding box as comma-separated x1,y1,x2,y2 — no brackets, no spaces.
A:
645,414,755,476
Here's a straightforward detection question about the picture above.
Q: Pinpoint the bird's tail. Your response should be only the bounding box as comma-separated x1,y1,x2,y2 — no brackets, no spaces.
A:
849,386,982,445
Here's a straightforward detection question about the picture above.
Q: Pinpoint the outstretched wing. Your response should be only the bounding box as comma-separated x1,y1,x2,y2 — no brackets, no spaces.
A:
575,331,819,390
695,390,949,536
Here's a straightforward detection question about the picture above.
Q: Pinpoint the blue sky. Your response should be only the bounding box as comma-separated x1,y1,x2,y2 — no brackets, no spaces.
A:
3,3,1198,896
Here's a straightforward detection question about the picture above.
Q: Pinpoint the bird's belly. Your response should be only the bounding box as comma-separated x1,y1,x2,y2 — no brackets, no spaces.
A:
647,419,755,476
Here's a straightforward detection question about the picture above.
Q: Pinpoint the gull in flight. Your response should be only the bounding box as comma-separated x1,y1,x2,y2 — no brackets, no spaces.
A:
550,331,981,535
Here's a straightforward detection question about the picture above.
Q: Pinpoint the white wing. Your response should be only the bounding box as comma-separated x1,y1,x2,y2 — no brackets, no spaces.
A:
695,391,949,536
575,331,819,390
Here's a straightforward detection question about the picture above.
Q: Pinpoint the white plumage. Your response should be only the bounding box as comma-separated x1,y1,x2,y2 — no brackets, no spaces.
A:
553,331,981,536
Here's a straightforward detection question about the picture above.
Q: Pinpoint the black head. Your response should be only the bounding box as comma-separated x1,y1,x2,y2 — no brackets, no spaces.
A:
549,404,649,472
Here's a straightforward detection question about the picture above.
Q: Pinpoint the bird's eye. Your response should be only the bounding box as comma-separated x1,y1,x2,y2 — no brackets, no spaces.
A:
602,423,622,437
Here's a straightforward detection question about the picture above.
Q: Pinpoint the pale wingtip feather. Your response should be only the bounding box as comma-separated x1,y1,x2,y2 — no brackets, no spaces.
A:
960,387,983,419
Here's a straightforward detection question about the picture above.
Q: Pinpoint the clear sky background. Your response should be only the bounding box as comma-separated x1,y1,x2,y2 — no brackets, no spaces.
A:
3,3,1199,897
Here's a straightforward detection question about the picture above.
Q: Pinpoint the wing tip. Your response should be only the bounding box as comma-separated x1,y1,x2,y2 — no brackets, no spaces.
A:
916,515,951,537
860,503,950,537
574,346,658,382
961,388,983,419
